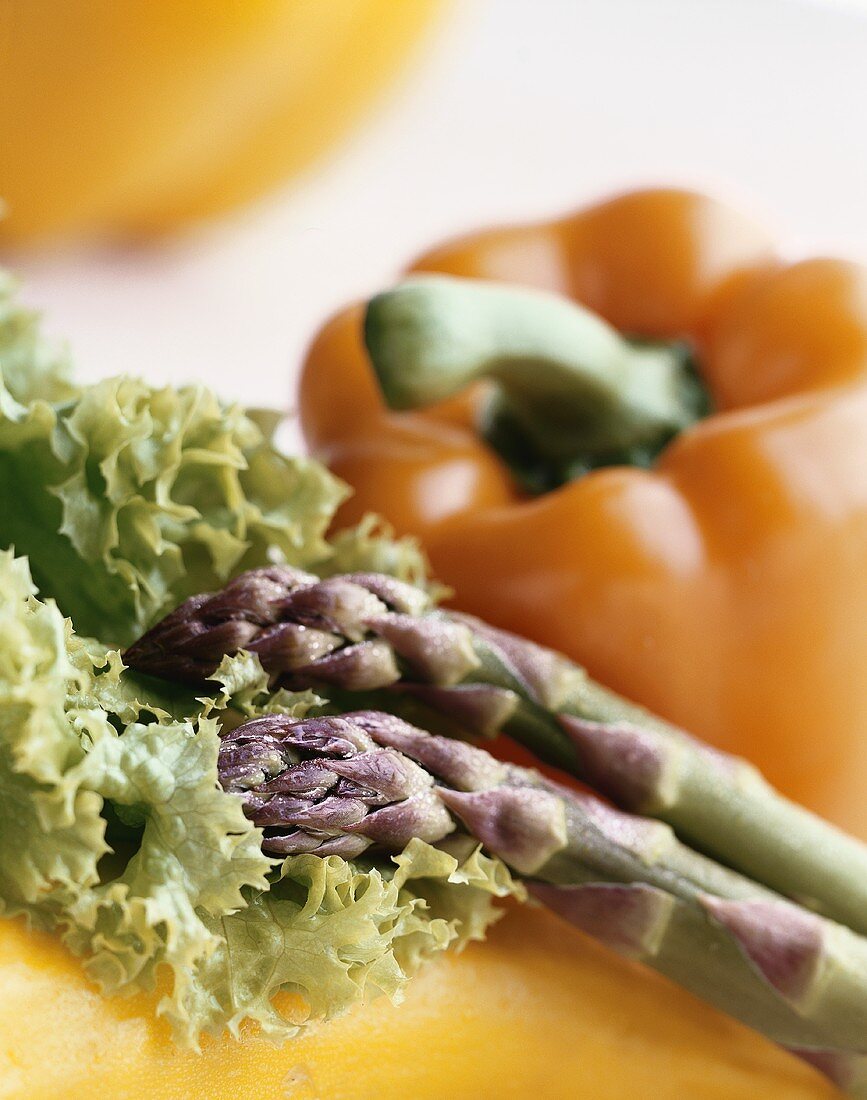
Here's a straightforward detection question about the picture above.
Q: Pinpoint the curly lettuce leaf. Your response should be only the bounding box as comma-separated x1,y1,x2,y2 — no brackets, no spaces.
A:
319,513,436,590
0,552,270,1006
0,551,107,922
204,650,323,721
175,838,516,1046
62,716,273,994
0,550,518,1047
0,272,76,406
394,837,521,961
0,277,346,645
0,273,518,1047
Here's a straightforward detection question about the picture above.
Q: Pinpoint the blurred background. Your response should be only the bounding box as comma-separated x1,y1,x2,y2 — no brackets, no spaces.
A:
2,0,867,440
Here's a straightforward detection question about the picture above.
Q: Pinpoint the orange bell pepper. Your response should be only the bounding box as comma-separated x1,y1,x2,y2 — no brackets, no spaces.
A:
0,0,440,243
0,906,835,1098
298,188,867,837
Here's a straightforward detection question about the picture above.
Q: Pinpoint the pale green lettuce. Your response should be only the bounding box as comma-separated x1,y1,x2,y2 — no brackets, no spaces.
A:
0,273,517,1048
0,529,514,1047
177,840,514,1045
0,550,272,995
0,271,77,406
318,513,434,587
0,274,345,645
0,553,106,922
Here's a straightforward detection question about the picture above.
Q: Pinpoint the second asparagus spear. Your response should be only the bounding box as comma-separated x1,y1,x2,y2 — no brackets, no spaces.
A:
219,708,867,1096
124,565,867,938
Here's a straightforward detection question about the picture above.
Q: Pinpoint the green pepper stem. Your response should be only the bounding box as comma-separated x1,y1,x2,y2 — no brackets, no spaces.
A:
364,275,708,488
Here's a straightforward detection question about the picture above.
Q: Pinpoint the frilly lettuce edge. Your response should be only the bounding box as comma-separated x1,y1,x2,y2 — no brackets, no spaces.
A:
0,550,518,1048
0,271,347,646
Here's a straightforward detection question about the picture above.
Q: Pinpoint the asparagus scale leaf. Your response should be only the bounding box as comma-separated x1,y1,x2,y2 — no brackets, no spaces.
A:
217,709,867,1093
125,566,867,939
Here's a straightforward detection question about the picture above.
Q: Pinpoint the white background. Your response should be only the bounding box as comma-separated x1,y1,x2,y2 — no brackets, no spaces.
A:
8,0,867,445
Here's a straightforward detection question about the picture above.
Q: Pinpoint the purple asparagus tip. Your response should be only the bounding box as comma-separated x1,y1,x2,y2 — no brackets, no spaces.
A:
219,712,464,858
124,568,460,692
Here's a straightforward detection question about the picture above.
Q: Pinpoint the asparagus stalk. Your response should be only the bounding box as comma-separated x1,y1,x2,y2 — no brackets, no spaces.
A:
124,566,867,939
219,708,867,1094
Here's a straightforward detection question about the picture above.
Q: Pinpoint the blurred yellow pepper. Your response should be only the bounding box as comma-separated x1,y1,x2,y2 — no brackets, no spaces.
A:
0,906,834,1098
0,0,439,244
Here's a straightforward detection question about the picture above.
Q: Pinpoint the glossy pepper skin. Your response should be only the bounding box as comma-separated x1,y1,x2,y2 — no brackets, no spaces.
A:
299,189,867,837
0,0,439,243
0,907,835,1099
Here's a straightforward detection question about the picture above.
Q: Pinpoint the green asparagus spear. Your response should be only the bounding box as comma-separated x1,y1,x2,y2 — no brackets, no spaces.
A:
124,566,867,938
218,708,867,1095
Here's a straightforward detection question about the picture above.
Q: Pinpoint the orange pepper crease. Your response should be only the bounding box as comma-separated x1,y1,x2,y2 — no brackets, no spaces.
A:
299,188,867,837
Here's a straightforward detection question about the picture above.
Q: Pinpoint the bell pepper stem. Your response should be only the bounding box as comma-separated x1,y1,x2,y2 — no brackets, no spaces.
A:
364,275,708,485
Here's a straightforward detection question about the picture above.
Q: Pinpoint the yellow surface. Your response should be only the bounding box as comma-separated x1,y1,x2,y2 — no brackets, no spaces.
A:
0,905,835,1099
0,0,440,243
